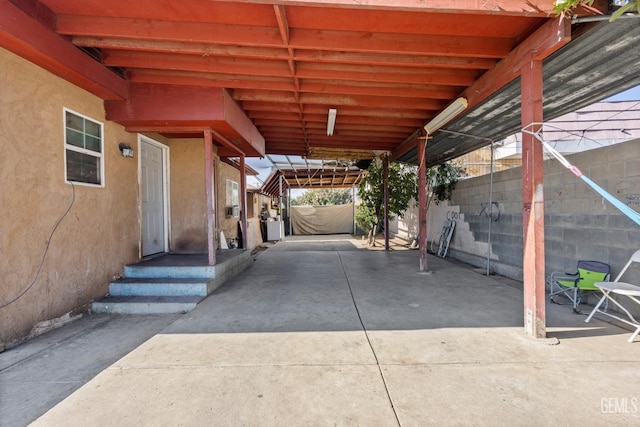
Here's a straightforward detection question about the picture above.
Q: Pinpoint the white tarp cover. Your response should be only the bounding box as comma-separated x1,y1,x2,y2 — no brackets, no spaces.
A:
291,204,354,235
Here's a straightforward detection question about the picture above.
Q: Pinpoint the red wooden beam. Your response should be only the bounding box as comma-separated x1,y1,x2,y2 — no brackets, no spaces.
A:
299,81,461,100
106,83,265,157
291,28,514,58
295,63,479,86
103,50,291,77
127,70,295,92
383,154,390,252
72,36,289,60
56,15,283,47
418,138,428,271
293,50,497,70
235,91,446,111
252,0,554,15
463,18,570,110
301,105,427,119
521,57,546,338
205,130,216,266
0,0,127,100
239,156,248,250
391,17,570,162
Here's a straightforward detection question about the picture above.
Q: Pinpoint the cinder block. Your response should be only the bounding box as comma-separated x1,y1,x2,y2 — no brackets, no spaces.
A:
604,229,630,249
608,247,639,278
627,231,640,248
625,158,640,177
562,227,587,244
561,198,590,214
419,139,639,283
545,241,576,259
575,245,610,262
575,214,608,229
491,233,518,245
608,214,637,230
492,244,522,266
545,182,576,200
589,160,624,181
544,226,566,240
545,213,575,228
586,228,610,245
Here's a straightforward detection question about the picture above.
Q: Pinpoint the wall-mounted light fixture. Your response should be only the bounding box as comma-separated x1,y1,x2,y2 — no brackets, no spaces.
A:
423,97,468,135
327,108,337,136
119,143,134,158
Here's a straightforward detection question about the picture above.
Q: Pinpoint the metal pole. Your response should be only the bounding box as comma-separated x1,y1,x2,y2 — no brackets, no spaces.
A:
487,143,494,275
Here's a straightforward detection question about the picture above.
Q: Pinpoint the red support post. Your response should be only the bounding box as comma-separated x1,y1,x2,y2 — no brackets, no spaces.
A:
204,130,216,266
521,58,546,338
239,155,248,249
418,138,428,271
213,157,219,231
383,154,390,252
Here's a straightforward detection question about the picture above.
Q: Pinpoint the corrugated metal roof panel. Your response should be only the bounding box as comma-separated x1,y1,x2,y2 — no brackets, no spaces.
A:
397,19,640,167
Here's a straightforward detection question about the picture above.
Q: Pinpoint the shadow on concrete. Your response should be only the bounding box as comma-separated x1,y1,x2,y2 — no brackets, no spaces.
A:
3,235,637,427
163,238,628,336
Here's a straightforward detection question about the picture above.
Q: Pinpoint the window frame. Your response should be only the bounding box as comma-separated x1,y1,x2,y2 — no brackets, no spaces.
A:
226,179,239,217
63,107,105,188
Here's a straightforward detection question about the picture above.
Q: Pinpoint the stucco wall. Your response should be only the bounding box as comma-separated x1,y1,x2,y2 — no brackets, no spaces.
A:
166,138,210,253
0,48,140,345
397,139,640,314
163,139,260,252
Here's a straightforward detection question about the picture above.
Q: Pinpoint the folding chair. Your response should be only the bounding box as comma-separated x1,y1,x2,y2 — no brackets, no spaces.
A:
549,260,610,314
585,250,640,343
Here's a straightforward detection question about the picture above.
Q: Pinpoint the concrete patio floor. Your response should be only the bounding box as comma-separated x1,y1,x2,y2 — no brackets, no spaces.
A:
1,235,638,426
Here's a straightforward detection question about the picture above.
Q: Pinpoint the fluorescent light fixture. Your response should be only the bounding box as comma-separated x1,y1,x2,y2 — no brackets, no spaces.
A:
327,108,337,136
423,97,468,135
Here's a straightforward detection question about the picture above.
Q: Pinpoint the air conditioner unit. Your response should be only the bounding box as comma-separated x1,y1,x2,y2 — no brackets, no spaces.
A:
226,206,239,218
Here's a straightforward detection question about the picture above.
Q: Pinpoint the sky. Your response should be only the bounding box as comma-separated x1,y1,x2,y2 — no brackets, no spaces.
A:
605,85,640,101
245,157,275,188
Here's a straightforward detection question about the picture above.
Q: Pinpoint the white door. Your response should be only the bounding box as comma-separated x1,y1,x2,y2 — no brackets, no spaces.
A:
140,138,167,256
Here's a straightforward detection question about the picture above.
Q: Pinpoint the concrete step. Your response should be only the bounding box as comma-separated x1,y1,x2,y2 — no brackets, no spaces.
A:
124,264,216,280
109,278,210,297
91,295,204,315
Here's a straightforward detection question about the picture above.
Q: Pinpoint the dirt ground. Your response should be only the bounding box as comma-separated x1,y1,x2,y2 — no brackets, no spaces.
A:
352,233,415,251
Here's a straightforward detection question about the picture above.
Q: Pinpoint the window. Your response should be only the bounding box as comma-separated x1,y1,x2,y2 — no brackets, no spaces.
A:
226,179,239,217
64,108,104,186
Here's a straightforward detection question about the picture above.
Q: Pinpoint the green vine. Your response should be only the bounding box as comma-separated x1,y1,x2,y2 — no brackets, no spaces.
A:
553,0,638,21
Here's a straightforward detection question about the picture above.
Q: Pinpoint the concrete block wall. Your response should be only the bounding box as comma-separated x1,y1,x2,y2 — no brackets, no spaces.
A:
411,139,640,315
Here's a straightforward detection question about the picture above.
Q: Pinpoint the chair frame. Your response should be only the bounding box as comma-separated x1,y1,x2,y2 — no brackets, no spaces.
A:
585,250,640,343
549,260,611,314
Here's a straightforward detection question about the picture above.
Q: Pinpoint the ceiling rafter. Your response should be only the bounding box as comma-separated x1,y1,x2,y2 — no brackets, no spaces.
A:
58,15,516,58
289,28,515,58
103,51,291,76
272,4,308,152
56,15,284,47
6,0,610,160
73,36,498,71
294,49,498,70
71,36,290,59
127,69,296,92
